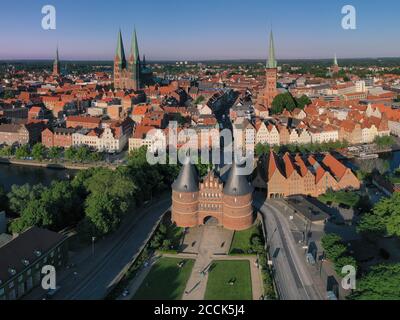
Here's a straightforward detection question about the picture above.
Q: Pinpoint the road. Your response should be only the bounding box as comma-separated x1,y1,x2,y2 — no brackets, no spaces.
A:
256,199,323,300
54,196,171,300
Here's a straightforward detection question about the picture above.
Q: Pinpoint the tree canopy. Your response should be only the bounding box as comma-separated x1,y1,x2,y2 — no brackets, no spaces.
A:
349,264,400,300
357,192,400,238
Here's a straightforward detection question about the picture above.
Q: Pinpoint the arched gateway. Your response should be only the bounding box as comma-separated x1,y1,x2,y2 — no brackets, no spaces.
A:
171,161,254,231
203,216,219,226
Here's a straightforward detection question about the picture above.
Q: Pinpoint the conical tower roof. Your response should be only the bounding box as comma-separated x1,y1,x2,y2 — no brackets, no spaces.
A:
223,161,254,196
172,161,199,192
55,47,59,63
267,30,277,69
333,53,338,66
115,29,126,65
130,28,140,62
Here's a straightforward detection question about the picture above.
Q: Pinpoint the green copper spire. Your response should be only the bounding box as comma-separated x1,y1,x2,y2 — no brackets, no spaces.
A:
115,29,126,64
267,30,277,69
55,46,59,63
130,28,140,63
334,53,338,66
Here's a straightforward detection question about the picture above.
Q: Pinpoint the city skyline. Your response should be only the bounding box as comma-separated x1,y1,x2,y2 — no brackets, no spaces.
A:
1,0,400,60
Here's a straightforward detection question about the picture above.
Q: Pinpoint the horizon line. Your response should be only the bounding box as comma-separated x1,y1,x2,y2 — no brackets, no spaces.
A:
1,56,400,63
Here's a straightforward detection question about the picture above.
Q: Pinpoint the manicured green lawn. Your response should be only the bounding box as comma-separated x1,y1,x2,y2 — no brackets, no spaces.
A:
133,257,194,300
204,260,253,300
229,224,262,254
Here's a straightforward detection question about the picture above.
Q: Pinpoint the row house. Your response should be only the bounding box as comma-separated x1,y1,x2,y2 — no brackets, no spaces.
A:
255,122,280,146
308,125,339,144
296,129,313,145
233,119,256,149
263,151,360,198
72,127,126,153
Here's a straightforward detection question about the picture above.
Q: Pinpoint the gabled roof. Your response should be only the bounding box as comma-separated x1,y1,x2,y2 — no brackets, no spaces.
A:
322,153,347,180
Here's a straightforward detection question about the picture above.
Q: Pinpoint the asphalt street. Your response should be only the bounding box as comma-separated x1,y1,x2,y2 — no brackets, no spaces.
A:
257,199,323,300
57,197,171,300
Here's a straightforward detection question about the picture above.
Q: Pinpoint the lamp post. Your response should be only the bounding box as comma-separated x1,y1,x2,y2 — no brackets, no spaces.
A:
92,237,96,256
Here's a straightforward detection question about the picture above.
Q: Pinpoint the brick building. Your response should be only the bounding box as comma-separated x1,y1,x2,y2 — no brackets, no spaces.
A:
171,161,254,231
113,29,153,91
0,122,44,146
255,151,360,198
41,127,75,148
262,31,278,108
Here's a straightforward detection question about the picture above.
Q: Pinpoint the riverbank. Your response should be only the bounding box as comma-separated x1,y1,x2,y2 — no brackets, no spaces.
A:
0,157,118,170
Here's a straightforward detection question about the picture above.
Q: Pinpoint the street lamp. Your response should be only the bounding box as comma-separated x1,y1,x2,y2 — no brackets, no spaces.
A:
92,237,96,256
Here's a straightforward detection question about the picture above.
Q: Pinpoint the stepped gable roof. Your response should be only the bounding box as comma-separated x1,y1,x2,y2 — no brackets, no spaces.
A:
294,154,309,177
282,152,296,178
172,158,199,193
267,151,284,180
322,153,347,180
223,160,254,196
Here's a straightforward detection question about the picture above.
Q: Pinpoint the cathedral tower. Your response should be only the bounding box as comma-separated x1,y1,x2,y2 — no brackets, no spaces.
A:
113,29,127,89
127,28,141,91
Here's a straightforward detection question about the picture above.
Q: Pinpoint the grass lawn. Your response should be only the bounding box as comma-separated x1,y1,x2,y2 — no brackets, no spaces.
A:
133,257,194,300
204,260,253,300
318,190,360,208
229,224,262,255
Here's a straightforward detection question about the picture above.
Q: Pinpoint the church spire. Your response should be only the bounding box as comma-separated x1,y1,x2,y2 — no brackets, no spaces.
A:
334,53,338,66
130,27,140,63
115,29,126,66
53,46,60,76
55,46,59,63
267,30,277,69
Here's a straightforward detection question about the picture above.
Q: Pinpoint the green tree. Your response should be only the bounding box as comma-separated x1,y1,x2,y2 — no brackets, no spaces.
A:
9,199,53,234
7,184,45,215
48,147,62,160
64,147,76,161
31,143,46,161
85,192,119,235
295,95,311,109
349,264,400,300
15,145,30,160
321,233,347,261
357,192,400,238
0,145,13,157
270,92,297,114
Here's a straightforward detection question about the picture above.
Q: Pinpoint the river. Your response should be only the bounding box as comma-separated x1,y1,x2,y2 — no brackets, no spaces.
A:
0,163,76,191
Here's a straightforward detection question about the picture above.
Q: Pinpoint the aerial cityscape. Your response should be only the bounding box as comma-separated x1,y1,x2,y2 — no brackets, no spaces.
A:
2,0,400,307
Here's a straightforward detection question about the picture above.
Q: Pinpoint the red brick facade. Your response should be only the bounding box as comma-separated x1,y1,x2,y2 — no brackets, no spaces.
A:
172,168,254,231
42,128,74,148
264,151,360,198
